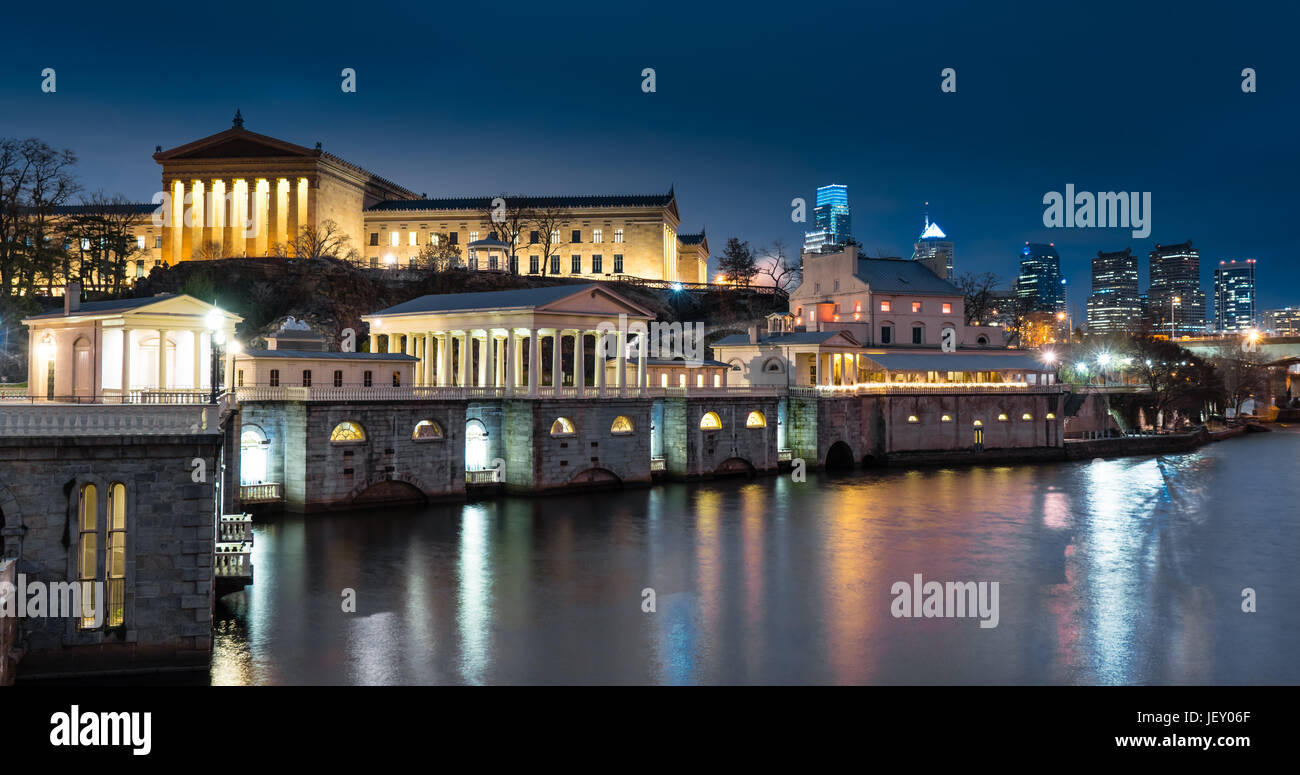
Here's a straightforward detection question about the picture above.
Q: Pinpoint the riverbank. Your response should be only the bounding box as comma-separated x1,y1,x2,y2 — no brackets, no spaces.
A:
877,425,1246,469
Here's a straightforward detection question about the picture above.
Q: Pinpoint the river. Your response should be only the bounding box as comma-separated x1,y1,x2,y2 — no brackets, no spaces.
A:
210,428,1300,685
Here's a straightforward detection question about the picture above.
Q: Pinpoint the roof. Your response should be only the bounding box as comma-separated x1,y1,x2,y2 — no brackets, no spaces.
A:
604,357,728,367
712,331,860,346
369,283,636,316
25,294,178,320
365,192,675,213
855,257,961,295
50,203,158,216
239,349,417,362
859,352,1053,372
678,232,706,246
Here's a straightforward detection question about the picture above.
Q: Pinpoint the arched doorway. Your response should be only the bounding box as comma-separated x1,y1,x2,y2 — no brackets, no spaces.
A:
825,441,855,471
465,419,489,470
240,426,268,485
715,457,756,477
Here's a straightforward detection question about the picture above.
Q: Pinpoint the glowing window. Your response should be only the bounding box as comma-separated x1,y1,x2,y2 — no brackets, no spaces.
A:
880,300,892,312
942,303,953,314
699,411,722,430
330,421,366,442
610,415,634,435
941,414,952,422
907,415,919,423
713,373,721,387
1046,412,1057,419
389,231,399,247
77,484,97,629
746,411,767,428
106,483,126,627
660,373,669,387
998,413,1009,422
550,417,576,436
412,419,444,440
912,301,922,313
1021,413,1033,420
973,419,984,426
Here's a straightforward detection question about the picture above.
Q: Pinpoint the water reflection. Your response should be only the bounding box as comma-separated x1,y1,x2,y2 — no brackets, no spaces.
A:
213,429,1300,685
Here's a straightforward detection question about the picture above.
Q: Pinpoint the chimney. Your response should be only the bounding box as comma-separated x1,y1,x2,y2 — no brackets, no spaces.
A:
748,325,759,344
64,281,81,315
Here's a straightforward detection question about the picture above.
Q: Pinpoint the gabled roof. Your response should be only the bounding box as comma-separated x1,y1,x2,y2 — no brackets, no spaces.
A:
365,192,676,213
154,125,320,161
25,294,179,320
240,349,417,362
367,283,654,318
859,352,1051,372
712,330,862,347
855,257,960,295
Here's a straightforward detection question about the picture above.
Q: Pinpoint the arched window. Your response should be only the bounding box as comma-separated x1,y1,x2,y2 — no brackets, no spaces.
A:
1046,412,1057,419
699,411,722,430
413,419,444,440
77,484,97,629
550,417,576,436
762,358,784,374
973,419,984,427
997,413,1009,422
240,427,268,484
941,414,952,422
907,415,919,423
977,335,989,345
465,419,489,470
746,411,767,428
1021,412,1033,420
610,415,634,434
330,421,366,442
727,359,743,372
106,483,126,628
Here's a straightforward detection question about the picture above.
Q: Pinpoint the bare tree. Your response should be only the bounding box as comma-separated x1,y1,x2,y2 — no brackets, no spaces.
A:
415,232,462,272
524,206,569,276
756,238,802,293
955,271,1002,325
481,195,527,275
61,192,145,293
286,219,354,260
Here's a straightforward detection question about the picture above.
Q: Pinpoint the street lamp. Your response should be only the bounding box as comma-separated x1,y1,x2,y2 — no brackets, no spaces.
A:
206,308,225,404
1170,296,1181,340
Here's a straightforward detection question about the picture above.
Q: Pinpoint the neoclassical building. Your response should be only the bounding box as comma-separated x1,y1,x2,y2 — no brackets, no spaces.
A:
51,113,709,284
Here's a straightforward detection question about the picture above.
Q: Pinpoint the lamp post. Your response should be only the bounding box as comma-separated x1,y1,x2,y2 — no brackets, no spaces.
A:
1170,296,1181,340
206,309,224,405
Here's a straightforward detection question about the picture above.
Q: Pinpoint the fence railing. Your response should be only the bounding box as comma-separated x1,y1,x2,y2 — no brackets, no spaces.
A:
0,402,223,436
238,483,283,504
465,468,503,484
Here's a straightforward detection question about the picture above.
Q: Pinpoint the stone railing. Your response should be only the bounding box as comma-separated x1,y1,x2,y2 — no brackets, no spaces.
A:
465,468,503,484
650,457,666,472
239,483,283,504
789,383,1072,397
219,514,255,543
0,402,222,437
233,384,789,402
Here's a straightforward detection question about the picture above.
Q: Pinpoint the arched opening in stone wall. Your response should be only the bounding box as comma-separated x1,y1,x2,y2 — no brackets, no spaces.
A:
352,479,426,507
715,457,756,478
567,467,622,489
240,426,269,485
465,419,489,470
825,441,855,471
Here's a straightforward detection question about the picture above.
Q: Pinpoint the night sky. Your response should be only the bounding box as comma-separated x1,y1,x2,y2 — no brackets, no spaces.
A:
2,1,1296,317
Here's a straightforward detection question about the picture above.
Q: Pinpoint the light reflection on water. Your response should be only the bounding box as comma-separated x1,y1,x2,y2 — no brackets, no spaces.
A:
212,429,1300,685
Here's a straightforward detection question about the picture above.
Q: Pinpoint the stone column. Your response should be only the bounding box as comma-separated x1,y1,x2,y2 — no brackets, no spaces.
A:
437,333,449,386
286,178,301,252
575,331,585,397
157,329,168,389
369,333,378,353
616,328,627,397
462,331,473,384
179,183,193,262
505,330,516,393
267,178,282,253
120,328,132,396
424,333,434,386
482,331,495,388
637,335,648,394
594,330,606,396
528,328,540,397
192,330,201,389
551,330,563,390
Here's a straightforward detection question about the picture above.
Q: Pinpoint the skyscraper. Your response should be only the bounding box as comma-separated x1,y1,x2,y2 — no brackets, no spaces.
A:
1148,241,1207,338
1015,242,1065,313
1086,247,1141,334
802,184,851,254
1213,259,1257,332
911,204,954,280
1263,307,1300,336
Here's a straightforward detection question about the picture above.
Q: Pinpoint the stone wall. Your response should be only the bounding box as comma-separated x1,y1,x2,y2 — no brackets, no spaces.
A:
882,392,1063,452
678,396,781,477
528,399,653,491
0,433,221,677
0,558,16,685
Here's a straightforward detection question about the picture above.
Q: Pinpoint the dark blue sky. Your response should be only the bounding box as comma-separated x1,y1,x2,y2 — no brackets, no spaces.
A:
3,0,1297,318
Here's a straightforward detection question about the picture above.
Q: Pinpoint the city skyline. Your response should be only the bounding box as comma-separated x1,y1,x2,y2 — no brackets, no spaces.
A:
2,1,1296,318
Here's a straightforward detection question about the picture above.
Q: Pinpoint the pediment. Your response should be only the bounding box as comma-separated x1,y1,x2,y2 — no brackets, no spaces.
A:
541,286,655,318
155,127,319,162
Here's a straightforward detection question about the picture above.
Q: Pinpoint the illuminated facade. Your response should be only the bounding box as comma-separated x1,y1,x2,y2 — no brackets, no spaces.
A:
1148,241,1207,337
1016,242,1066,313
48,114,706,284
802,184,851,254
911,211,954,281
1085,247,1141,334
1213,259,1256,332
1262,307,1300,336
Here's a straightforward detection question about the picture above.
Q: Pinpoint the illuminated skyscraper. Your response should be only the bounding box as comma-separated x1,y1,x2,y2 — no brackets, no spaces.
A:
1086,247,1141,334
911,204,954,280
1213,259,1257,332
1015,242,1064,313
1148,241,1207,338
802,184,851,254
